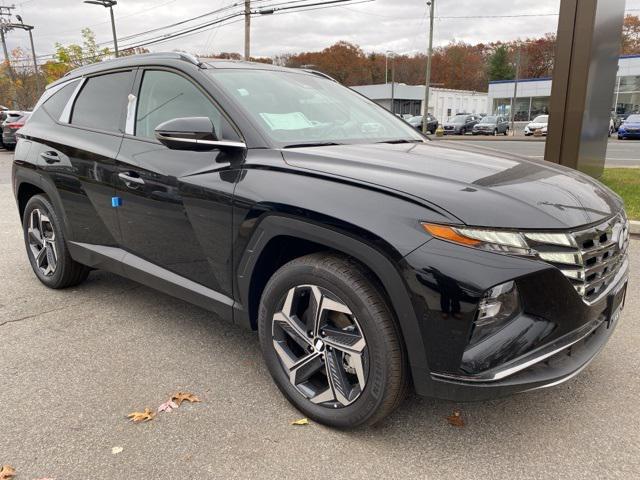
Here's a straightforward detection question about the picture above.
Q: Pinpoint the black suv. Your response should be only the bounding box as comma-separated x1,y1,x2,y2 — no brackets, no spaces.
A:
442,113,480,135
12,54,630,428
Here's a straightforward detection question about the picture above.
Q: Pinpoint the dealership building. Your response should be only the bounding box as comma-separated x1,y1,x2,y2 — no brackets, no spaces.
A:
351,83,489,121
488,54,640,121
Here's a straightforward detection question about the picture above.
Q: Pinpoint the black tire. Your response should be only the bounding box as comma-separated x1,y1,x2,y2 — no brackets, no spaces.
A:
5,143,15,151
258,252,408,428
22,194,90,289
504,128,509,136
493,129,498,136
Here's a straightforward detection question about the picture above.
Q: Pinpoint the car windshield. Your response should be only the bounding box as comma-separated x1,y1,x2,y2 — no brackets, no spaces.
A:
479,116,497,123
625,114,640,122
451,116,467,124
210,69,423,147
532,115,548,123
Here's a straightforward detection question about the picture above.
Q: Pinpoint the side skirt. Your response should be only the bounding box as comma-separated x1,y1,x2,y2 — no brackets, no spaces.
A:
68,241,235,323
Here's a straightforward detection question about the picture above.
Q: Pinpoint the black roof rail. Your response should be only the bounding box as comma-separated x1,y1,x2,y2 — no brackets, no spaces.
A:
299,68,338,82
62,52,206,78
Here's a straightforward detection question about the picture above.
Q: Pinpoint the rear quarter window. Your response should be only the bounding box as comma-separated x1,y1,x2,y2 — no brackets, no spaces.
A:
41,80,81,120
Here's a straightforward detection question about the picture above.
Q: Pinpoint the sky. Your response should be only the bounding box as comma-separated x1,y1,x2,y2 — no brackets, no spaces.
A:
5,0,640,62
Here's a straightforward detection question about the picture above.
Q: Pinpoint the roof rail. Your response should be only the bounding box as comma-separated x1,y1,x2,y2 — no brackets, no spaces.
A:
299,68,337,82
62,52,207,77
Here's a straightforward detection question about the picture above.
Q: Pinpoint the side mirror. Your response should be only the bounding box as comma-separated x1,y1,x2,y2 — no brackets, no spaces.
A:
154,116,246,151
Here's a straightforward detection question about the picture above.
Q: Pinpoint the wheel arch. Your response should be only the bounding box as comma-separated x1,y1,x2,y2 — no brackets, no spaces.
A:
235,214,431,380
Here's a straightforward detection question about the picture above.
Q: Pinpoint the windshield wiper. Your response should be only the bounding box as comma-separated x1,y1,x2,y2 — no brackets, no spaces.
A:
283,142,343,148
376,139,423,144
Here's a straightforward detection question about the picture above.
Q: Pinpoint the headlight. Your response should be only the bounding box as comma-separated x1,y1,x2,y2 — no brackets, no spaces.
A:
470,280,521,345
422,223,534,254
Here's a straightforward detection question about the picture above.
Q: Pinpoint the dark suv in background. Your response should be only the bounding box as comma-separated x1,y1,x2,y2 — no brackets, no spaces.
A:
12,53,630,428
442,113,480,135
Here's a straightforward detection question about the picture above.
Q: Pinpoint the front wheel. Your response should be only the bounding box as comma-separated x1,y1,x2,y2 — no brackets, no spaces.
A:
258,253,408,428
22,194,90,289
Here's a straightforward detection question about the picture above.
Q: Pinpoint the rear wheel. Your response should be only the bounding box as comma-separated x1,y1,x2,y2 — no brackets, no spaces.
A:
22,194,90,289
258,253,408,428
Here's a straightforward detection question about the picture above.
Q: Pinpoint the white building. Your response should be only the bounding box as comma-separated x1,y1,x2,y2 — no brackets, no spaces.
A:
488,54,640,121
351,83,489,122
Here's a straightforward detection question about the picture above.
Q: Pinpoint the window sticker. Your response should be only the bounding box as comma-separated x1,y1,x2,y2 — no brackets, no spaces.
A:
259,111,314,130
237,88,250,97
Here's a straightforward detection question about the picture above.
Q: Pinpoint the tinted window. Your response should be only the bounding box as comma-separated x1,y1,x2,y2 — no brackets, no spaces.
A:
72,71,132,131
42,80,80,119
136,70,222,140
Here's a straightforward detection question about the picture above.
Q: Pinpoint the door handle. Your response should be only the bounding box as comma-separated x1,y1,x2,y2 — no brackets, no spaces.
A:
40,151,60,164
118,171,145,186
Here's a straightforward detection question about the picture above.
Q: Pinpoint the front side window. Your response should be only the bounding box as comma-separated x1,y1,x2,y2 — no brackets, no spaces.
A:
135,70,222,140
71,71,132,131
211,69,422,146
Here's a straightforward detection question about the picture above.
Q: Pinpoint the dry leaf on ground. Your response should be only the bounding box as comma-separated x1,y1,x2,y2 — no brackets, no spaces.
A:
158,400,179,413
127,407,156,423
111,446,123,455
446,410,465,427
0,465,16,480
291,418,309,426
171,392,201,406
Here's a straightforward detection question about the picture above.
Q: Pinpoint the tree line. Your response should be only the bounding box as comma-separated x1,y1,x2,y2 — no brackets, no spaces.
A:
1,14,639,109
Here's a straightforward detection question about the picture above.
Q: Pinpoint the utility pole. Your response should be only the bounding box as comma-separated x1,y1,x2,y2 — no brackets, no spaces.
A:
84,1,118,57
244,0,251,60
422,0,435,134
387,51,395,114
385,52,388,84
509,46,521,135
0,5,17,108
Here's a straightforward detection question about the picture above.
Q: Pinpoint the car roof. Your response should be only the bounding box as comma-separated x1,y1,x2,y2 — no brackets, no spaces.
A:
48,52,331,89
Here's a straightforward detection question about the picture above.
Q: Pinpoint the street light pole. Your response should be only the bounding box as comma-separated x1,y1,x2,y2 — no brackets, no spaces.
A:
14,15,40,94
509,46,521,135
422,0,435,134
387,51,395,114
84,1,118,57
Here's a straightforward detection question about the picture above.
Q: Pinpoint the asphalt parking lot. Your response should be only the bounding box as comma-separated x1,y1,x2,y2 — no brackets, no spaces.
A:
1,150,639,479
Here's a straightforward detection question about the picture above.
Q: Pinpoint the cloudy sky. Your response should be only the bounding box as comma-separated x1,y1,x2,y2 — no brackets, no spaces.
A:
5,0,640,61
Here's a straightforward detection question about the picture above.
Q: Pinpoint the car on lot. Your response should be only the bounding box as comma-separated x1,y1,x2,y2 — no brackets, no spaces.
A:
472,115,509,136
524,115,549,136
12,53,630,428
617,114,640,140
408,114,438,134
1,110,25,148
2,111,31,150
442,114,479,135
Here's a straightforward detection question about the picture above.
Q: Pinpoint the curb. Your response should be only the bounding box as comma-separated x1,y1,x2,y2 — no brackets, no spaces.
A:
631,220,640,237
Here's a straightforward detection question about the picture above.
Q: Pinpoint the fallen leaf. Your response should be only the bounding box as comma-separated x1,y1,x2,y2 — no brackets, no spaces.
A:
158,400,179,413
111,446,123,455
0,465,16,480
171,392,201,406
291,418,309,426
127,407,155,423
446,410,465,427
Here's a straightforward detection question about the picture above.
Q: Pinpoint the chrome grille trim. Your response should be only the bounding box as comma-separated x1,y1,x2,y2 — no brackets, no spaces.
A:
525,212,630,304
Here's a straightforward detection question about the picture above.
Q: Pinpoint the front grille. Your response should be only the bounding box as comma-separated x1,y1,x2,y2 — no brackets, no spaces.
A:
524,213,630,303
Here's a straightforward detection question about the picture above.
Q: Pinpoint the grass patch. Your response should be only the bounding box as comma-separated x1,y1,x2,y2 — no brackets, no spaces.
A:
601,168,640,220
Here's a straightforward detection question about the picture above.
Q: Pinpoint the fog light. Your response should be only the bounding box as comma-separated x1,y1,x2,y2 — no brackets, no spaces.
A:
470,281,521,345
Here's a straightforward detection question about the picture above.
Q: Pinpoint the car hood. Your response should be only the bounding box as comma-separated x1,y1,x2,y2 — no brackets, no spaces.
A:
475,123,496,127
526,122,547,128
621,122,640,128
281,142,622,230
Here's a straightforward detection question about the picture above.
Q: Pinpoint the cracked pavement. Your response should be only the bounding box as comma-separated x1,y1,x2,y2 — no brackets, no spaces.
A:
0,151,639,479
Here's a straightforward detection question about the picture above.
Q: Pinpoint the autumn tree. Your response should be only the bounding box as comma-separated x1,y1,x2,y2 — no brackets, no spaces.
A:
487,45,514,81
622,14,640,54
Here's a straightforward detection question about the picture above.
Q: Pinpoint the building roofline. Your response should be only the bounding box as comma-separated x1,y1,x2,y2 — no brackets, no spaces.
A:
489,77,553,85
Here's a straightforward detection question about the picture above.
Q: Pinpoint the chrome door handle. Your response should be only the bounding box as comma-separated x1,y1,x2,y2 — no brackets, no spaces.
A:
118,172,145,185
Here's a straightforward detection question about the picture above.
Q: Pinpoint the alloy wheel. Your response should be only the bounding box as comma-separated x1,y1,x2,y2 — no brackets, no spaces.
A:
27,208,58,276
271,285,368,408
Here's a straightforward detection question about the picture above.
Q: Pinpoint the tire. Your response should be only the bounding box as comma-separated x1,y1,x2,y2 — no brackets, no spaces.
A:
504,128,509,136
22,194,90,289
493,129,498,136
258,252,408,428
5,143,15,151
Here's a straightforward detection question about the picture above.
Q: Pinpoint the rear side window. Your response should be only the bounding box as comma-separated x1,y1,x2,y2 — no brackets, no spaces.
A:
42,80,80,119
71,71,132,132
135,70,222,140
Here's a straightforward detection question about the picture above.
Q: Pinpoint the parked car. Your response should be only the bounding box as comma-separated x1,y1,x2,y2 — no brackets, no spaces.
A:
442,114,479,135
12,54,630,428
617,114,640,140
524,115,549,136
408,114,438,134
472,115,509,136
1,110,24,148
2,112,31,150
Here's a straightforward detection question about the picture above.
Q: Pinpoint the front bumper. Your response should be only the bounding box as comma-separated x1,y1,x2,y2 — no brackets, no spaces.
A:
401,237,628,401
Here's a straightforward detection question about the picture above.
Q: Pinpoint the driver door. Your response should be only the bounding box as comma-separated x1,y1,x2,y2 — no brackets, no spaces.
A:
114,68,242,306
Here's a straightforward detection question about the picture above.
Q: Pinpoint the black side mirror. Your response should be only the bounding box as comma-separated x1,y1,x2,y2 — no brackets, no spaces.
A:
154,117,246,151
